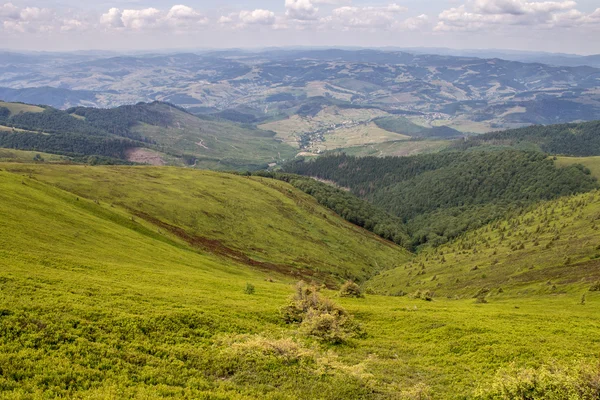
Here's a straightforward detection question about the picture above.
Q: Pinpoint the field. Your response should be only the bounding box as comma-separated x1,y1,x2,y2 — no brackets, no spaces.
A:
0,101,44,115
556,156,600,179
333,140,451,157
259,106,388,150
2,163,600,398
1,164,599,399
0,149,66,162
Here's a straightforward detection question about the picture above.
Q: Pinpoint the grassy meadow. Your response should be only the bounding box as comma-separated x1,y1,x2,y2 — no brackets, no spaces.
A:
1,163,599,399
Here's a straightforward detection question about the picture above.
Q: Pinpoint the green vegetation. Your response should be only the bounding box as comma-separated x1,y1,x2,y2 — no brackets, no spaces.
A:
0,101,45,115
3,164,409,282
374,116,461,139
1,163,600,398
0,101,297,170
249,171,411,248
452,120,600,156
556,156,600,179
332,139,451,158
285,151,598,246
368,190,600,298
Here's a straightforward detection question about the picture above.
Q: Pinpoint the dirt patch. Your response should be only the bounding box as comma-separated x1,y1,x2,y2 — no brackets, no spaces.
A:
132,210,338,288
126,148,166,166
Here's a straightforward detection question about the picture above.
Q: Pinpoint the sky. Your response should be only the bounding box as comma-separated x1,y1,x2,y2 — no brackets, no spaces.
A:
1,0,600,54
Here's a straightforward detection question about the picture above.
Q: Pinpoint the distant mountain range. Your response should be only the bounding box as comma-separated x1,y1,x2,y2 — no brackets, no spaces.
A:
1,48,599,136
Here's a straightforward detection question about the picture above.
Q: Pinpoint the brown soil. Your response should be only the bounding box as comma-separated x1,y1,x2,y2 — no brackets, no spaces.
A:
126,148,166,166
133,210,339,288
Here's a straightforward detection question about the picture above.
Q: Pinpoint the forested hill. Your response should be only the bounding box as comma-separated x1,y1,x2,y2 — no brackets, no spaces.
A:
450,120,600,156
284,151,598,246
0,100,295,169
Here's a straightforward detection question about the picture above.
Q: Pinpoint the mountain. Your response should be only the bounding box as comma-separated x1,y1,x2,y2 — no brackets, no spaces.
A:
2,49,600,141
0,101,296,170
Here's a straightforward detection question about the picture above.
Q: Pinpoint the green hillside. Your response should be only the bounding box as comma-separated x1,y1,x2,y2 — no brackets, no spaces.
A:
0,101,296,170
367,189,600,299
3,164,408,282
1,164,600,398
374,117,462,139
71,102,297,170
452,120,600,156
285,151,598,246
556,155,600,179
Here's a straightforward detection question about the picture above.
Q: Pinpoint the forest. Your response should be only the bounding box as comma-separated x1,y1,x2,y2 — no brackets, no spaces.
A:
284,151,598,246
451,120,600,156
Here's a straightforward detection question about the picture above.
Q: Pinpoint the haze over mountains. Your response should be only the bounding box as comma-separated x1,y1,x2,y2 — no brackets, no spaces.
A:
2,48,600,130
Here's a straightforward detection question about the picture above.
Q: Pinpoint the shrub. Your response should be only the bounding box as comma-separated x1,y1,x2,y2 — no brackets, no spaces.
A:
474,361,600,399
474,287,490,304
589,281,600,292
411,289,433,301
244,283,255,295
281,282,364,344
339,281,363,298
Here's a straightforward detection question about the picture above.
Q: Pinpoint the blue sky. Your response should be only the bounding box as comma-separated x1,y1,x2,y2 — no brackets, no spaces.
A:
2,0,600,53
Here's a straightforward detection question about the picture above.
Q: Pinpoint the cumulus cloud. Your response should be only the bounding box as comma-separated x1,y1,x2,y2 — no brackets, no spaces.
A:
0,3,78,33
435,0,594,31
99,5,208,31
285,0,319,21
238,9,276,25
100,7,124,28
325,3,408,30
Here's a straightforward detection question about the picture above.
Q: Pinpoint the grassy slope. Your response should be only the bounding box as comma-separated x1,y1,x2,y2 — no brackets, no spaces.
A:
367,190,600,298
556,156,600,179
132,103,297,169
0,101,44,115
0,149,66,162
334,140,451,158
2,164,409,283
1,166,600,398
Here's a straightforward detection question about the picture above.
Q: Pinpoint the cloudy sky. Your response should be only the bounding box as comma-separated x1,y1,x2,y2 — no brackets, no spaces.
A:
1,0,600,54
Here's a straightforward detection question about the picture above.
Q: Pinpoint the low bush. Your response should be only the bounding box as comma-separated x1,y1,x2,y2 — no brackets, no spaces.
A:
474,361,600,399
281,282,364,344
339,281,364,298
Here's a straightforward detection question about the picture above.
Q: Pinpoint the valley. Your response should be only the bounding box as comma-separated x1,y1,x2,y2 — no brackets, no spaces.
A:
2,46,600,399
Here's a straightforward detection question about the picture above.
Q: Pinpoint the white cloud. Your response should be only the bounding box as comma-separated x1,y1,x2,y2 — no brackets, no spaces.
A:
325,3,408,29
401,14,430,31
100,8,124,28
99,6,208,31
239,9,276,25
285,0,319,21
0,3,20,20
435,0,592,31
165,5,208,27
473,0,576,16
121,8,161,30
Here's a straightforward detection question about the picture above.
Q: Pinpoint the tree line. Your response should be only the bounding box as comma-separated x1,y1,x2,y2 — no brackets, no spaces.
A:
284,151,598,246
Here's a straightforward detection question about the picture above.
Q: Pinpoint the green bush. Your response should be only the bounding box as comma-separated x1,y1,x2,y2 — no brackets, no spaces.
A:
244,283,255,295
339,281,364,298
474,361,600,399
281,282,364,344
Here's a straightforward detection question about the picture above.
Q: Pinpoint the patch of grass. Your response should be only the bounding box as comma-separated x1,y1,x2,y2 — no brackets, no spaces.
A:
556,156,600,179
0,100,45,115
